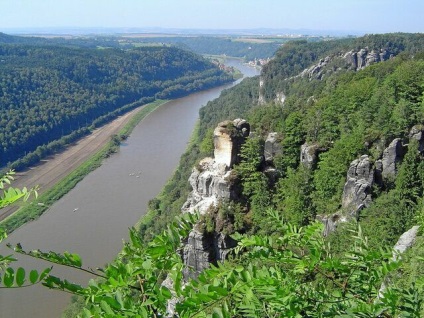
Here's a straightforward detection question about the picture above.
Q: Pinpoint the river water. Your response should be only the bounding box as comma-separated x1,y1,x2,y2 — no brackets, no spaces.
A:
0,60,259,318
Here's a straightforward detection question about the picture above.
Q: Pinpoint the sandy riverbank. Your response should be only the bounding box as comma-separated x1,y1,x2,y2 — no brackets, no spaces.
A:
0,105,145,221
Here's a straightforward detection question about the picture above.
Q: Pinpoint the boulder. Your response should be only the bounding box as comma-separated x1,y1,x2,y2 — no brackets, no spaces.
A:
264,132,282,163
379,225,420,297
393,225,420,259
382,138,404,179
342,155,374,217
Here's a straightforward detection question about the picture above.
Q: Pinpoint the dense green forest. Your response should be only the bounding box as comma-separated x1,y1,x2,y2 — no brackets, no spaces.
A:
0,42,233,168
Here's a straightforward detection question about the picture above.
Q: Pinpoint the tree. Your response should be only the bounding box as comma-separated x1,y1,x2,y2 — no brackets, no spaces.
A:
0,171,48,288
7,209,422,317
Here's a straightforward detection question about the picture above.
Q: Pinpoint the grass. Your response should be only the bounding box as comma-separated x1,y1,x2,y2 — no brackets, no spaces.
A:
0,100,168,234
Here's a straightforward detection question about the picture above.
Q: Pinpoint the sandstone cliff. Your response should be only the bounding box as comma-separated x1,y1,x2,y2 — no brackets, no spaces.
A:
181,119,250,277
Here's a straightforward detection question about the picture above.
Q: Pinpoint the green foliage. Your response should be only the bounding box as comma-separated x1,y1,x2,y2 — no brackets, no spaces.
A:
199,128,215,156
0,173,47,289
312,129,366,214
361,140,424,248
234,136,272,229
11,209,422,317
274,166,315,226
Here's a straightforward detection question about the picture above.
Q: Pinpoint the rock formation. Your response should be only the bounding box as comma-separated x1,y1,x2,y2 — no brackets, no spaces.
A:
181,158,234,215
382,138,404,179
274,91,286,105
181,119,249,278
409,125,424,153
379,225,420,297
264,132,282,164
214,119,250,168
258,77,266,105
344,48,392,71
182,229,237,279
182,119,249,215
300,56,332,80
341,155,374,217
300,142,320,169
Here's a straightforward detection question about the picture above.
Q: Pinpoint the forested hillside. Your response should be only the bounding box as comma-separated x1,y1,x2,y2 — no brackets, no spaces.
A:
0,44,233,168
132,33,424,315
128,36,281,60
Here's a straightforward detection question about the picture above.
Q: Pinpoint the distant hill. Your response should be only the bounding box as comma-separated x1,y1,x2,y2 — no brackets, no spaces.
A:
0,43,233,168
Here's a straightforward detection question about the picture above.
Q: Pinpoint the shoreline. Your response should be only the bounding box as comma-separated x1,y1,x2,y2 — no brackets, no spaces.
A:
0,100,168,232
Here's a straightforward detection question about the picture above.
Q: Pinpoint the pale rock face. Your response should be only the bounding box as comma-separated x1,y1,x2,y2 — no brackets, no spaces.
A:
264,132,282,163
274,91,286,105
409,125,424,153
344,48,392,71
214,122,233,167
213,119,250,168
316,213,348,237
341,155,374,217
181,119,249,278
300,56,332,80
183,119,249,215
258,77,266,105
382,138,404,179
182,158,232,215
300,142,319,169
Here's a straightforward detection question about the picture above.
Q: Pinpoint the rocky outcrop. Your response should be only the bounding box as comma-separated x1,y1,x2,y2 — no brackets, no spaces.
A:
341,155,374,217
409,125,424,153
300,142,320,169
379,225,420,297
183,119,249,215
214,119,250,168
344,48,392,71
317,213,351,237
258,77,266,105
264,132,282,164
382,138,404,179
181,158,234,215
300,56,332,80
182,229,237,279
274,91,286,105
181,119,249,277
393,225,420,259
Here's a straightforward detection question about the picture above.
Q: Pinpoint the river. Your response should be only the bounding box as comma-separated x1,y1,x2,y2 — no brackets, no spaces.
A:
0,60,259,318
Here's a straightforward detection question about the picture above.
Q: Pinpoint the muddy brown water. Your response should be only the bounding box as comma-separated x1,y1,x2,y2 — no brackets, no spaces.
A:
0,60,259,318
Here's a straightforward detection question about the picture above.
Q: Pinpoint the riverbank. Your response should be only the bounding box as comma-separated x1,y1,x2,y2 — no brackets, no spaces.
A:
0,100,167,233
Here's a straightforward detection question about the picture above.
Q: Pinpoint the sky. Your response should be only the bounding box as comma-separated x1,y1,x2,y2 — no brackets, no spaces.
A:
1,0,423,35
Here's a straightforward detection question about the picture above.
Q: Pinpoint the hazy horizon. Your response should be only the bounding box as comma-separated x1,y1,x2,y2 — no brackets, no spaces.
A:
1,0,423,36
